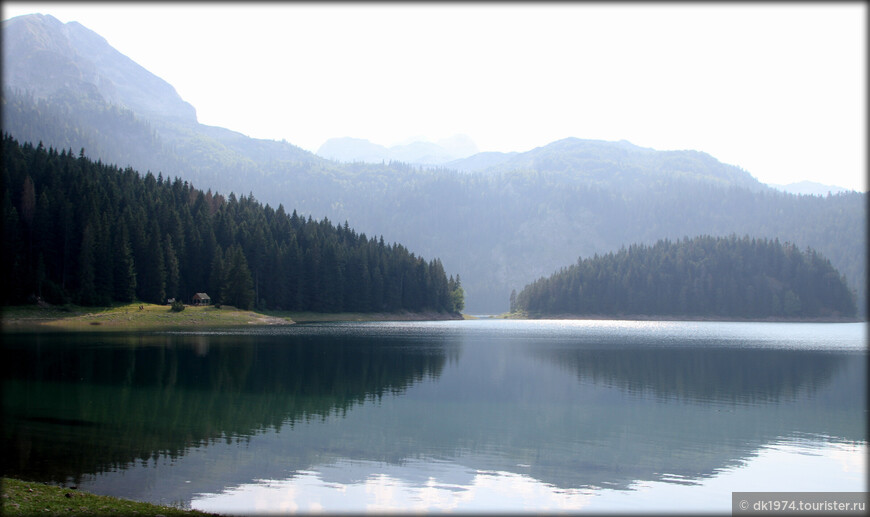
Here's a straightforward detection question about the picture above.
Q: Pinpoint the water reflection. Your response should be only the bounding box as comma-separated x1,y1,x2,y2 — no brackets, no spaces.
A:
192,440,867,515
2,328,455,484
539,346,858,404
1,321,865,511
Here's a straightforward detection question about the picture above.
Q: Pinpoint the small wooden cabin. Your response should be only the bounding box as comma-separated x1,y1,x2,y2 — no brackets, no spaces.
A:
192,293,211,306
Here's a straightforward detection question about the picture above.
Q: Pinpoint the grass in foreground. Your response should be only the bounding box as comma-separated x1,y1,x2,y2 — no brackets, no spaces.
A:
0,477,217,516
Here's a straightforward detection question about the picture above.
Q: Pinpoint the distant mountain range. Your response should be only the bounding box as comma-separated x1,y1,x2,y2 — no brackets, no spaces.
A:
768,181,853,196
2,13,865,315
319,137,856,196
449,138,769,192
316,134,478,165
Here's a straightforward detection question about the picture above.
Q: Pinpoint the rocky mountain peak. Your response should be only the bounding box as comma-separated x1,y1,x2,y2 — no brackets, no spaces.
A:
2,13,197,124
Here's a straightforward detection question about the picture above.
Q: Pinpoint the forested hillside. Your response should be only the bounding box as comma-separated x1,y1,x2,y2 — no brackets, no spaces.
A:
446,137,768,193
2,13,865,315
513,235,857,319
5,86,865,315
1,87,324,199
0,135,463,313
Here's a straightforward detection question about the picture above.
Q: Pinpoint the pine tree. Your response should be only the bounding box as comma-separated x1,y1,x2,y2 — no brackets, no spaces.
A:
221,244,255,310
138,221,166,304
164,234,180,301
112,224,137,302
208,245,225,305
77,222,98,305
93,214,113,305
1,191,22,303
449,274,465,314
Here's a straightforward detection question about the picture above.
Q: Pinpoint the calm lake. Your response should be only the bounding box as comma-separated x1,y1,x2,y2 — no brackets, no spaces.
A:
2,320,866,514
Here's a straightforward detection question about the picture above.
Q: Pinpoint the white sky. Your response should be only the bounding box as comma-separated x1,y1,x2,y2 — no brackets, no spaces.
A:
2,2,866,191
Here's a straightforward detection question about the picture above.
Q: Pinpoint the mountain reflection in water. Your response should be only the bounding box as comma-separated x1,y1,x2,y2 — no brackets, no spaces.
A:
2,321,865,511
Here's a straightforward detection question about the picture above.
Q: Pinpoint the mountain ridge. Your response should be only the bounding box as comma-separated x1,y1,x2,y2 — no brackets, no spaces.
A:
454,137,769,192
3,13,197,123
317,134,479,165
768,180,854,196
2,13,865,315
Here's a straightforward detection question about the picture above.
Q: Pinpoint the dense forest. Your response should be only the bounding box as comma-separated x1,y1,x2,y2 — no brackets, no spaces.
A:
3,87,865,315
512,235,857,319
4,14,867,315
0,134,464,313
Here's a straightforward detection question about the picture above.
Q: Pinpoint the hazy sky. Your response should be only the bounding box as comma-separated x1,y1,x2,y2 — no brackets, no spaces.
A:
2,2,866,191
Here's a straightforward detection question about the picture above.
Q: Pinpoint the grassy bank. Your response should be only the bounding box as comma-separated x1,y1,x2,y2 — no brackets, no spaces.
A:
0,477,217,516
261,309,463,323
1,303,464,332
0,302,292,332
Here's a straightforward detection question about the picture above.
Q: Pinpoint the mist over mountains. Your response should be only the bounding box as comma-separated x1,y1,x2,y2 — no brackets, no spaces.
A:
767,181,853,197
2,13,865,315
317,135,781,197
3,13,196,124
317,134,478,165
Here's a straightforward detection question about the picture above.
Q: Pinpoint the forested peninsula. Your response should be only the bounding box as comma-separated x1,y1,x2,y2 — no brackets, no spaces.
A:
0,135,464,315
512,235,857,320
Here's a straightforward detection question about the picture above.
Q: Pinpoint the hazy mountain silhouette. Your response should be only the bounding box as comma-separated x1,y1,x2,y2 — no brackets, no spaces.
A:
448,137,767,193
3,13,196,123
2,13,320,177
317,134,478,165
769,181,854,196
2,13,865,314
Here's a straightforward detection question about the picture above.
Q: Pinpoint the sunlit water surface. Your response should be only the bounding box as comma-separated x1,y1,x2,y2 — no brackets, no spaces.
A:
2,320,865,514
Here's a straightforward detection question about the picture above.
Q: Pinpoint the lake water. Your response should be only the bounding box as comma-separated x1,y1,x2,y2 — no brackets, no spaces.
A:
2,320,866,514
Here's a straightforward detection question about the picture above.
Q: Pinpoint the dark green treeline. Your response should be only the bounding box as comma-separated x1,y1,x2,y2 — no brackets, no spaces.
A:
513,235,856,319
0,135,463,312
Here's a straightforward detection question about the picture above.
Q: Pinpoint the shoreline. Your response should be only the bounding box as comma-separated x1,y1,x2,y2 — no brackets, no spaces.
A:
0,303,463,333
498,312,863,323
266,310,465,324
1,477,214,516
2,303,859,332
